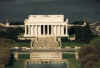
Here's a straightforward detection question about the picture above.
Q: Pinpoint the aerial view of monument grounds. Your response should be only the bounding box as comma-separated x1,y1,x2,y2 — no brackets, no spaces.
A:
0,0,100,68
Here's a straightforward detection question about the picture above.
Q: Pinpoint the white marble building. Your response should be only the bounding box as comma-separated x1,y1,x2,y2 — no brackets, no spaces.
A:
24,15,68,37
23,15,68,62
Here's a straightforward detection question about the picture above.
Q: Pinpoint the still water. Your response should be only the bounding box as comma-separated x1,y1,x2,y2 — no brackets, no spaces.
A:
26,64,66,68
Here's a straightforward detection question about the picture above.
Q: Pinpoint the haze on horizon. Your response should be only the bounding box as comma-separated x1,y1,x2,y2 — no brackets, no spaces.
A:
0,0,100,23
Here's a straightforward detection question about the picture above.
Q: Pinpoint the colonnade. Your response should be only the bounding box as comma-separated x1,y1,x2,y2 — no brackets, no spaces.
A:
24,24,68,37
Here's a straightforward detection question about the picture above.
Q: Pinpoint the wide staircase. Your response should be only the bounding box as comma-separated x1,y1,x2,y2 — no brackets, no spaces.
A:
31,37,60,49
29,37,65,64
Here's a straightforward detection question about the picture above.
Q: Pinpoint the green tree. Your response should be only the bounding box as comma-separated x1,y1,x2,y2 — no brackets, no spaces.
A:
0,38,15,68
79,37,100,68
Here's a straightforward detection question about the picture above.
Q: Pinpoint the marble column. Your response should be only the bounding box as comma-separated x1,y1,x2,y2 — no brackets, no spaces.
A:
30,25,32,35
56,25,58,36
33,25,35,35
66,25,67,35
54,25,57,36
31,25,33,35
30,25,31,35
51,25,54,35
38,25,41,36
34,25,36,36
28,25,30,35
59,25,60,35
57,25,60,36
26,25,28,35
60,25,61,35
47,25,49,35
35,25,38,36
27,25,28,35
43,25,45,35
61,25,64,35
25,25,27,35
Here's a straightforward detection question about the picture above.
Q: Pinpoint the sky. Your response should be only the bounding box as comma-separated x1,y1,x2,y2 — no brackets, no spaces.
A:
0,0,100,23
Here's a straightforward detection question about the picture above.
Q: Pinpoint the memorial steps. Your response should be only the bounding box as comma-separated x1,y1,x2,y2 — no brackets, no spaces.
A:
37,37,59,48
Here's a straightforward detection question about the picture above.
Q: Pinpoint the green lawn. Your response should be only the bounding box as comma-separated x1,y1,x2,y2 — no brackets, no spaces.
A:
15,42,30,47
7,54,30,68
62,41,88,48
7,59,25,68
63,53,81,68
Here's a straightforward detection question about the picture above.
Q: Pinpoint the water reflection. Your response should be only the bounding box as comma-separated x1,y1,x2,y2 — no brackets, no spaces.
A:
26,64,66,68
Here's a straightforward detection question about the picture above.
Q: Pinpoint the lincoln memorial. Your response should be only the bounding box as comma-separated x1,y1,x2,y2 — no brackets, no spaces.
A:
24,15,68,37
24,15,68,64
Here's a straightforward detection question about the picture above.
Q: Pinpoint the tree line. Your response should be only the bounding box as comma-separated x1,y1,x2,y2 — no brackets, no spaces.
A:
0,38,15,68
79,37,100,68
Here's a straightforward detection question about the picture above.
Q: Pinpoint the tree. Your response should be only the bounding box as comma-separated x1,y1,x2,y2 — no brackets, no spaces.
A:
79,37,100,68
0,38,15,68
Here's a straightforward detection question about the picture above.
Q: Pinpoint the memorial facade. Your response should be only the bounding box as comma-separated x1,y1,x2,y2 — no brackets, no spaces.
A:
24,15,67,64
24,15,68,37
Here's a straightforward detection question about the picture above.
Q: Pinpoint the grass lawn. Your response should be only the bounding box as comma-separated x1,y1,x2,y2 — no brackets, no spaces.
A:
15,42,30,47
7,59,25,68
63,53,81,68
62,41,88,48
